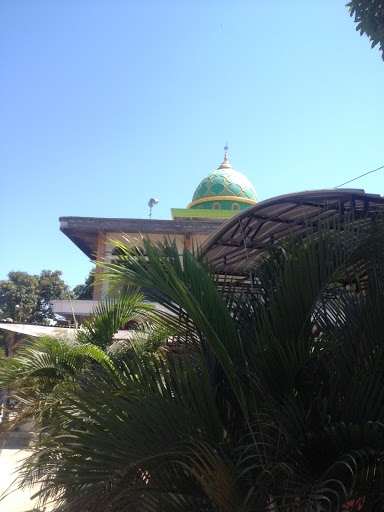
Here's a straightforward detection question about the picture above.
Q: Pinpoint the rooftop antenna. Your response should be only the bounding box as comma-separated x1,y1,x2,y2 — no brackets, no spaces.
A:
148,198,159,219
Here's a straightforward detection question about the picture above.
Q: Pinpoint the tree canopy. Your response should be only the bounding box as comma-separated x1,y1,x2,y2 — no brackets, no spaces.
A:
0,270,73,323
72,271,95,300
347,0,384,60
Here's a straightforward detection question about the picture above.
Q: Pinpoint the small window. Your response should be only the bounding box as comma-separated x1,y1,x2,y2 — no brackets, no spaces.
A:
213,202,221,210
232,203,239,211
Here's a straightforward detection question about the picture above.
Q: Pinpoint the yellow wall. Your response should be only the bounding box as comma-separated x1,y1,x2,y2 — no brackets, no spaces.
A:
93,230,210,300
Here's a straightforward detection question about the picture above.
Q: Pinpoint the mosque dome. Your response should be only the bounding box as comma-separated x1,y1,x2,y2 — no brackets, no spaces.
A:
187,149,258,212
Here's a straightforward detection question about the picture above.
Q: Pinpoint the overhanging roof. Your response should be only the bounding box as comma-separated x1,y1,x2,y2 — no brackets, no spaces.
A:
60,217,224,260
0,323,133,341
200,189,384,277
0,323,76,339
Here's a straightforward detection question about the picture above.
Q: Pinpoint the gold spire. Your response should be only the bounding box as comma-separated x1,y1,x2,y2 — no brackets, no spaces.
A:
219,142,231,168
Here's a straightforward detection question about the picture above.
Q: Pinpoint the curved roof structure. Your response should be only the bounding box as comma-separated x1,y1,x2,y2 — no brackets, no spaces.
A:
200,189,384,282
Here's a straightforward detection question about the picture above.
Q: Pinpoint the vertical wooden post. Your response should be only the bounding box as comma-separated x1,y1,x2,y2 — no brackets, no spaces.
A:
1,332,15,425
184,232,191,251
93,233,107,301
5,331,15,357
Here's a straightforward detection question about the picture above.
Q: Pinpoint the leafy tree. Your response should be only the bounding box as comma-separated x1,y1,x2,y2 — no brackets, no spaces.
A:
72,271,95,300
34,270,73,323
3,216,384,511
0,271,39,322
347,0,384,60
0,270,73,323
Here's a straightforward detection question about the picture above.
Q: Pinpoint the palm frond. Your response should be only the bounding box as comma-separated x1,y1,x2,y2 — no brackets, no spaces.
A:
76,287,157,350
97,237,250,419
14,352,226,511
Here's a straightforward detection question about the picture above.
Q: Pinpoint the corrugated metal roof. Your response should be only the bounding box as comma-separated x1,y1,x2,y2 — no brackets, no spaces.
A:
0,323,132,341
0,323,76,338
200,189,384,280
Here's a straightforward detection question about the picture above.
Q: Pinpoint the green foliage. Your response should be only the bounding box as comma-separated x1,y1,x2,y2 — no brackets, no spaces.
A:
3,215,384,511
0,290,158,439
0,271,39,321
0,332,7,360
72,271,95,300
34,270,74,323
0,270,73,323
347,0,384,59
0,335,116,443
76,288,157,350
16,354,224,511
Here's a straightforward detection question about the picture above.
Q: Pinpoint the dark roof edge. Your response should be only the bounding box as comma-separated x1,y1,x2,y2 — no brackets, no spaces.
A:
200,188,384,257
59,216,224,234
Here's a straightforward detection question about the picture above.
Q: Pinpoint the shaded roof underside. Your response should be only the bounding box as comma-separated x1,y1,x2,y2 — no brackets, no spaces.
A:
60,217,224,260
200,189,384,282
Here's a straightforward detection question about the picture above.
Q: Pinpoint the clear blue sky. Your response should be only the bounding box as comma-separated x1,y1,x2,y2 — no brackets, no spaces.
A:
1,1,383,289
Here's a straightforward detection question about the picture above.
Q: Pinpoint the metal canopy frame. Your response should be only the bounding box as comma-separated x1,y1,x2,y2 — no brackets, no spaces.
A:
199,189,384,283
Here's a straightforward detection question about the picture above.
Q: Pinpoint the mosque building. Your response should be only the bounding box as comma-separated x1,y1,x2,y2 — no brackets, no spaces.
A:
52,144,384,323
2,143,383,331
52,146,258,322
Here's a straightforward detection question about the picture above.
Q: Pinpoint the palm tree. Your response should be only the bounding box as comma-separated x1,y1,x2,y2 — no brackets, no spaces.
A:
3,215,384,511
0,288,157,441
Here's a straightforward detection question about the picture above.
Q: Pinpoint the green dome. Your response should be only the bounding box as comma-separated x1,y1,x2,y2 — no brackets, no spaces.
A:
188,154,257,210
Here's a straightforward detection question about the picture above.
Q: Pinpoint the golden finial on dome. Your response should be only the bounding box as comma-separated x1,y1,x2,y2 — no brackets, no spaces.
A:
219,142,231,168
